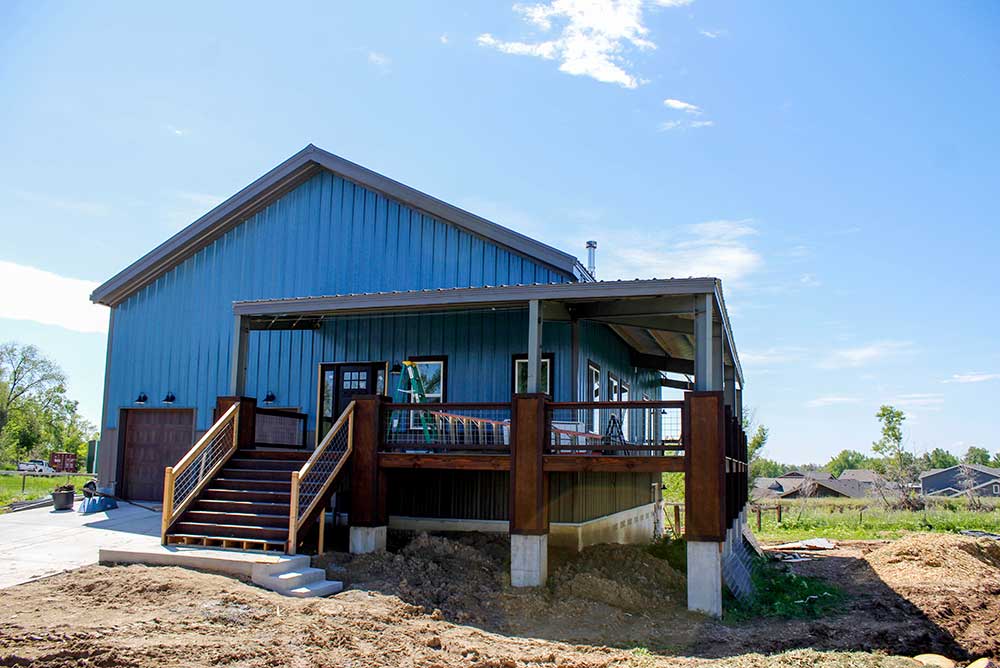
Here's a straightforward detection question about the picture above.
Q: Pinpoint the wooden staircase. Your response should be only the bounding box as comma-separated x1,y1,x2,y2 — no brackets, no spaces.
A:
166,448,309,551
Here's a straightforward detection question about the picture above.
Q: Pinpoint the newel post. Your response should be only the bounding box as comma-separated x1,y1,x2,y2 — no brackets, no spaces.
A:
349,395,388,553
509,393,549,587
684,390,726,617
214,396,257,449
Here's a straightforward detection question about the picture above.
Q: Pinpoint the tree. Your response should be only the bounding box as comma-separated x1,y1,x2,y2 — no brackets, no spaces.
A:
742,407,772,487
0,342,93,468
990,451,1000,469
0,343,65,436
920,447,959,471
962,446,990,466
872,404,920,508
825,449,869,477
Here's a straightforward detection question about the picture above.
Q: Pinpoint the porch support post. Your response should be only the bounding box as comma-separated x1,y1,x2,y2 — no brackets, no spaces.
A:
510,393,548,587
527,299,543,394
724,365,736,412
349,395,388,553
230,314,249,396
712,321,725,395
694,294,714,391
684,390,726,617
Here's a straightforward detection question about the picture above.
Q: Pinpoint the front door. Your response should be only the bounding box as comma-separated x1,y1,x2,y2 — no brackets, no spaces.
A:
318,362,386,440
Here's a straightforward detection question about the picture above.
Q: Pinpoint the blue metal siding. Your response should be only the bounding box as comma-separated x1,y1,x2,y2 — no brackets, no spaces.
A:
105,171,572,430
577,321,661,403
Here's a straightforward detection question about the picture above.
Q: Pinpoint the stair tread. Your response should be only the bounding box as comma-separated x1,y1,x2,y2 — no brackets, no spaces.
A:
184,510,289,520
204,488,290,495
276,568,325,580
177,521,288,531
287,580,343,597
166,533,286,546
212,477,292,484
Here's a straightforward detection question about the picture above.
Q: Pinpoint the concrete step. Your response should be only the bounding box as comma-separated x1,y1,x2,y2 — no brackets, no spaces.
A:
271,567,326,590
285,579,344,598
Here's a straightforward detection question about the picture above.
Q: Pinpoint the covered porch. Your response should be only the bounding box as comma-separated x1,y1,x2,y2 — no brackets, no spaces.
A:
227,278,747,614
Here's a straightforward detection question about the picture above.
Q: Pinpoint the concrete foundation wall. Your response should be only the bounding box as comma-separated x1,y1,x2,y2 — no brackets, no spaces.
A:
387,502,657,552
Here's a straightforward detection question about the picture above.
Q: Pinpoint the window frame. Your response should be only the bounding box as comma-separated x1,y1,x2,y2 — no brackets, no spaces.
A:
511,352,555,396
404,355,448,430
587,360,601,433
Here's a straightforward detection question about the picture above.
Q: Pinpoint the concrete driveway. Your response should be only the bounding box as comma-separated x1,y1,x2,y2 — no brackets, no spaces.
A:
0,502,162,588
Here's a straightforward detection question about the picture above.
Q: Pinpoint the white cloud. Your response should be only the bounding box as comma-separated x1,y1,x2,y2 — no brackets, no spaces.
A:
799,273,821,287
0,261,107,334
820,340,915,369
477,0,690,89
602,218,762,285
165,124,188,137
663,98,701,114
699,29,726,38
14,190,110,217
368,51,391,73
806,396,861,408
943,372,1000,384
439,34,449,44
657,118,713,131
892,393,945,410
741,346,807,367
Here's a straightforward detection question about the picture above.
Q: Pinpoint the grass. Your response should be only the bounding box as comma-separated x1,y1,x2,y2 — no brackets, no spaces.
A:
725,558,845,621
0,473,95,509
647,536,844,621
751,497,1000,541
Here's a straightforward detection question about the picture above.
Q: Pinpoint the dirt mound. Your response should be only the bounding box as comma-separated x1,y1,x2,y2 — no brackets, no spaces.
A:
866,533,1000,588
550,543,685,611
862,534,1000,657
318,532,509,627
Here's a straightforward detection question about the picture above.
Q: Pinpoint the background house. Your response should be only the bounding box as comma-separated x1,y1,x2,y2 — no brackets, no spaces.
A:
920,464,1000,498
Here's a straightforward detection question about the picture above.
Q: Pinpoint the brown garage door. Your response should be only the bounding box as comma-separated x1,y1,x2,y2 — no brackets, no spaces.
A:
122,409,195,500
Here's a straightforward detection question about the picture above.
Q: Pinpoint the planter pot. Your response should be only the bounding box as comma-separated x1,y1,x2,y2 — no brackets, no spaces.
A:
52,490,75,511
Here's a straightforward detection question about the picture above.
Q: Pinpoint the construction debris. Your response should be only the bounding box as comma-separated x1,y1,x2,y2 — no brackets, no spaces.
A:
768,538,836,551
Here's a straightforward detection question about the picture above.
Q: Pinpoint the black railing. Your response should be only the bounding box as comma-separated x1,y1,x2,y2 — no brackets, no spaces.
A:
255,408,307,449
380,403,511,452
545,401,685,455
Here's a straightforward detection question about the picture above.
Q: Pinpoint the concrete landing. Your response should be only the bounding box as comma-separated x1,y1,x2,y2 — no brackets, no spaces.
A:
99,544,343,598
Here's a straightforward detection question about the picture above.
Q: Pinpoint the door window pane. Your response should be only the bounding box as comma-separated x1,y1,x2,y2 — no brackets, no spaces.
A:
514,358,551,394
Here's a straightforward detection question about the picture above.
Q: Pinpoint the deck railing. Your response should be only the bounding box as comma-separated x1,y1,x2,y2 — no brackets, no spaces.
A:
545,400,685,455
161,402,240,542
380,402,511,452
287,401,355,554
255,408,307,448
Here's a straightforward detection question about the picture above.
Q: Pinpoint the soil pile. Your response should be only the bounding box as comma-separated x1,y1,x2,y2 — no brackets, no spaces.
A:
550,543,685,611
862,534,1000,657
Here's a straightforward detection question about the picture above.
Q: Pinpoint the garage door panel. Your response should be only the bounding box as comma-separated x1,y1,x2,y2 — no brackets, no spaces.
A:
123,409,195,500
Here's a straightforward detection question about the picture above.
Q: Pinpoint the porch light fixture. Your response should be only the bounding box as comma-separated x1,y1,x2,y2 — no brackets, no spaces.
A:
263,391,276,404
134,392,148,405
390,362,402,373
162,392,176,404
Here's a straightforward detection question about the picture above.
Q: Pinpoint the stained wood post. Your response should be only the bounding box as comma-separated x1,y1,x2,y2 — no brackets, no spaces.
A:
318,510,326,554
161,466,175,544
674,504,682,536
777,503,783,523
288,471,300,555
683,391,726,541
755,506,762,531
350,395,388,528
510,394,549,536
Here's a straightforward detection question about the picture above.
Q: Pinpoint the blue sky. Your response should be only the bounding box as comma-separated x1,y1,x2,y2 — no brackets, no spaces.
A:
1,1,997,464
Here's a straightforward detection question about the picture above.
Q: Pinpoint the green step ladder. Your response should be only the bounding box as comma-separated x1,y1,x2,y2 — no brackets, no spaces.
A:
395,361,434,444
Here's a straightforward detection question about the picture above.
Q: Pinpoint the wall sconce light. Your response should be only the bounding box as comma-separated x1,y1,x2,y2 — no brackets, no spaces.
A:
263,391,276,405
162,392,176,404
390,362,402,374
135,392,148,405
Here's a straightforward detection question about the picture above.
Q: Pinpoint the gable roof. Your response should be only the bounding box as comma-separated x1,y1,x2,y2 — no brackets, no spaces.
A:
778,470,833,480
777,477,866,499
920,464,1000,480
90,144,585,306
838,469,881,483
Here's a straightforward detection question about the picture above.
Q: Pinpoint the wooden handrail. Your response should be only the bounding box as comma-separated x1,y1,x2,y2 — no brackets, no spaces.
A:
161,401,241,543
287,401,356,554
172,403,239,477
547,400,685,409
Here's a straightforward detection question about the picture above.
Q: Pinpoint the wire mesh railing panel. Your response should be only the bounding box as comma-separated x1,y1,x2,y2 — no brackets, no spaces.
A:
255,410,305,447
381,403,512,452
296,420,351,521
172,420,235,510
546,402,684,455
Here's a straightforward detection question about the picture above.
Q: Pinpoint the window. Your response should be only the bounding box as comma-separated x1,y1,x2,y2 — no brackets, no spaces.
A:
513,354,553,395
587,362,601,432
406,356,446,429
620,382,630,436
342,370,368,390
608,375,620,401
994,483,999,495
642,394,653,446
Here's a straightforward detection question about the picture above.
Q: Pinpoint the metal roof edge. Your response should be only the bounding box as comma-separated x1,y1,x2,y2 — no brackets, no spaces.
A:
90,144,580,306
232,278,720,317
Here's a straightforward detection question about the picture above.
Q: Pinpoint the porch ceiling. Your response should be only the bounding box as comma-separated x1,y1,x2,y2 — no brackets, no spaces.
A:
233,278,743,384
